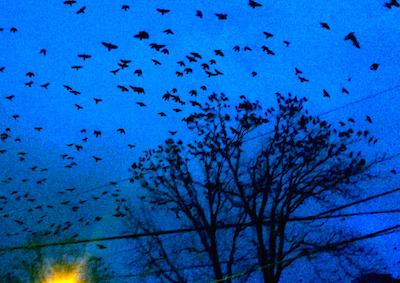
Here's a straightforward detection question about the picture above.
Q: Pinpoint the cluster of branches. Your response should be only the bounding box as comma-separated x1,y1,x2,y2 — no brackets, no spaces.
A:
126,92,388,282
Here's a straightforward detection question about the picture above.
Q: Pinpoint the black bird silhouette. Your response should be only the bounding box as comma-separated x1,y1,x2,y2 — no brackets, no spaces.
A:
156,8,170,15
385,0,400,8
117,128,126,134
342,87,349,94
344,32,360,49
64,0,76,6
366,115,373,123
134,69,143,76
323,89,330,98
136,102,147,107
215,13,228,20
101,42,118,51
196,10,203,18
320,22,331,30
134,31,149,40
370,63,379,71
10,27,18,33
152,59,161,65
261,45,275,55
263,31,273,38
130,86,145,94
117,85,129,92
93,98,103,104
40,82,50,89
93,156,102,162
249,0,262,8
76,6,86,14
39,49,47,55
110,69,120,75
78,54,92,60
121,5,130,11
74,104,83,110
164,29,174,35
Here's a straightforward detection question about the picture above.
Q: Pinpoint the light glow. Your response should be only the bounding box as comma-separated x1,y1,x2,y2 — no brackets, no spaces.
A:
41,264,83,283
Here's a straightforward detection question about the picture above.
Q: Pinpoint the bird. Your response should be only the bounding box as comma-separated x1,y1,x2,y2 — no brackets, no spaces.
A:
130,86,145,94
40,82,50,89
92,156,102,162
320,22,331,30
121,5,130,11
74,104,83,110
101,42,118,51
263,31,273,38
156,8,170,15
215,13,228,20
117,128,126,134
39,49,47,55
136,102,147,107
64,0,76,6
134,31,149,40
76,6,86,14
370,63,379,71
78,54,92,60
365,115,373,123
323,89,330,98
344,32,360,49
196,10,203,18
249,0,263,8
163,29,174,35
93,98,103,104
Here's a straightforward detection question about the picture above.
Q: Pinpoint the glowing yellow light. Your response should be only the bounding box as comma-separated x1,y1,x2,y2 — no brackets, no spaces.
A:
42,265,83,283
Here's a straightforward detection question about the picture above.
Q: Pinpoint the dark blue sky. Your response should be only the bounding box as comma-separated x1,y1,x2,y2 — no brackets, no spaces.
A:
1,0,400,281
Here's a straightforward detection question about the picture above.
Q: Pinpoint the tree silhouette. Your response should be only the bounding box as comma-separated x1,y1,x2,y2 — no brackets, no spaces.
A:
127,92,390,282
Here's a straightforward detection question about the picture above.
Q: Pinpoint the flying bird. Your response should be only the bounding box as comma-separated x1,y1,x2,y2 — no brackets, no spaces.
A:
249,0,262,8
344,32,360,49
156,8,170,15
134,31,149,40
215,13,228,20
101,42,118,51
76,6,86,14
320,22,331,30
370,63,379,71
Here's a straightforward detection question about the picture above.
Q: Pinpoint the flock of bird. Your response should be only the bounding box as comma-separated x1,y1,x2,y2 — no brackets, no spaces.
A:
0,0,398,268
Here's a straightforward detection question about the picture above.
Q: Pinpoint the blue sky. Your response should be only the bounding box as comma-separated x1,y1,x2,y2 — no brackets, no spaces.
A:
1,0,400,281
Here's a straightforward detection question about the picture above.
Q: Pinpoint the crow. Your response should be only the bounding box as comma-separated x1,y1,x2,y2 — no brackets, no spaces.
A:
370,63,379,71
249,0,262,8
196,10,203,18
78,54,92,60
156,8,170,15
344,32,360,49
134,31,149,40
130,86,145,94
101,42,118,51
320,22,331,30
76,6,86,14
93,156,102,162
121,5,130,11
215,13,228,20
64,0,76,6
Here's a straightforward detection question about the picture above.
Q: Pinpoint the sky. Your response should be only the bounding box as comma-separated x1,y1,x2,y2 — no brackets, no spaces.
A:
1,0,400,281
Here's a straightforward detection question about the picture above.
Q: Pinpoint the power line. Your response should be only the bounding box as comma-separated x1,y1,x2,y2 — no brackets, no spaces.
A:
1,185,400,253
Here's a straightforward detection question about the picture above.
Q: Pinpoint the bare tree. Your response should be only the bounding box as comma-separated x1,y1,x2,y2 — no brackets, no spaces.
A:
127,92,391,282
